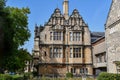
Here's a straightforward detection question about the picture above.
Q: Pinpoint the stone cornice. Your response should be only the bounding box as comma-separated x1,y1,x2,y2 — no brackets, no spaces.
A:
38,62,92,65
39,43,91,47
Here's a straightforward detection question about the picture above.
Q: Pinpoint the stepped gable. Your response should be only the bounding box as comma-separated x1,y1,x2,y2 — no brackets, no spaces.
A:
69,9,87,26
52,8,63,17
70,9,82,18
47,8,65,25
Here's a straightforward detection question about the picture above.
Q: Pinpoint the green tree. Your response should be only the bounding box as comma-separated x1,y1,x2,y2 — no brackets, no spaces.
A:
0,0,31,72
0,0,5,8
5,48,32,72
0,0,4,60
0,0,11,69
8,7,30,47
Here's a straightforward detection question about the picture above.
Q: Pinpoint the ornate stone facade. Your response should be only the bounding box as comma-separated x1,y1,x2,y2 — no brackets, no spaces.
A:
33,0,93,76
105,0,120,73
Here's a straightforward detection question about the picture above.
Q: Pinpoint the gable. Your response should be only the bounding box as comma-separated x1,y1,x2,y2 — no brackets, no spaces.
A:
105,0,119,28
50,24,64,30
69,25,82,31
46,8,65,25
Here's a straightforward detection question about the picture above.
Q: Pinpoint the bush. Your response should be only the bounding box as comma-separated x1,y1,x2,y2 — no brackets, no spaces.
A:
97,72,120,80
13,77,24,80
32,71,38,77
12,75,24,80
23,72,33,80
0,74,13,80
0,74,25,80
66,72,73,78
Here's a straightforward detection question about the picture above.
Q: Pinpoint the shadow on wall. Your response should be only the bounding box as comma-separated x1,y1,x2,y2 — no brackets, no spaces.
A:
38,45,66,77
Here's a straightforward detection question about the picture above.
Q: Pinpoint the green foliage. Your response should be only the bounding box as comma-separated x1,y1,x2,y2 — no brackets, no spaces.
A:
32,77,94,80
97,72,120,80
0,0,5,9
0,0,31,72
0,0,13,68
17,48,32,72
13,77,24,80
0,74,25,80
32,71,38,77
5,48,32,72
24,72,33,79
41,75,46,80
7,7,30,47
66,72,73,78
12,75,24,80
0,74,13,80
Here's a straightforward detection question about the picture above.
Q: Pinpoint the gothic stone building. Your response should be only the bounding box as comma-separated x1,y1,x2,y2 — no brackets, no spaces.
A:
33,0,93,76
105,0,120,73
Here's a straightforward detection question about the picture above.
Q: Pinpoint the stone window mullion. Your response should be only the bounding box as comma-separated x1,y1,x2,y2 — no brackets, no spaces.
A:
61,32,63,41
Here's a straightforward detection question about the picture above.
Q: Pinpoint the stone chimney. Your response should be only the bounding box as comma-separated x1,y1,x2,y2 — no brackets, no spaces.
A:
63,0,69,20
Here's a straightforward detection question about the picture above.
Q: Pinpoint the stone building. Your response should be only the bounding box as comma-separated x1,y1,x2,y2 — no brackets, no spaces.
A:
105,0,120,73
33,0,93,76
92,36,107,75
24,54,33,73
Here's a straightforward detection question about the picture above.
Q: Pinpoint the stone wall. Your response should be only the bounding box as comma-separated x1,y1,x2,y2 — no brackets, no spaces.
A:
106,0,120,28
105,0,120,73
106,23,120,73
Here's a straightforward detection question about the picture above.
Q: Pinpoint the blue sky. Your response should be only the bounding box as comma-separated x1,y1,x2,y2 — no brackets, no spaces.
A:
6,0,112,53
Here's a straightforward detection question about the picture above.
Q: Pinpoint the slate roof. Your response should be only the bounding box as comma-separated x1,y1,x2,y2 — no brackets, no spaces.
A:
91,32,105,42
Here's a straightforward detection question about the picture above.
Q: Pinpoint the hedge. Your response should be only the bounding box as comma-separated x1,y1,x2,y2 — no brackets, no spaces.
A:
0,74,13,80
97,72,120,80
0,74,24,80
66,72,73,78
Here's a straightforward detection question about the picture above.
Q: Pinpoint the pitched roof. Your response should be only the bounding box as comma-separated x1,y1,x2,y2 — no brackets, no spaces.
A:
91,32,105,42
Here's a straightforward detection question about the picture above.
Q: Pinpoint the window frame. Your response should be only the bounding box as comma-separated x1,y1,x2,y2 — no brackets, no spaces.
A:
50,47,63,58
69,32,80,41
